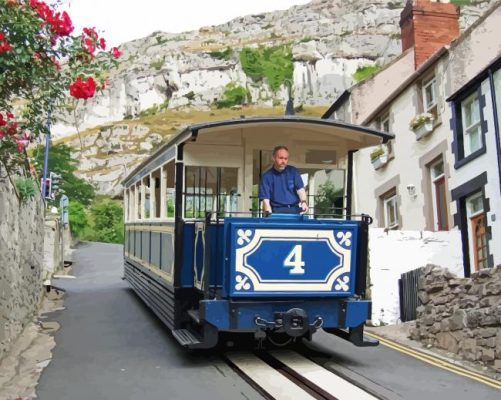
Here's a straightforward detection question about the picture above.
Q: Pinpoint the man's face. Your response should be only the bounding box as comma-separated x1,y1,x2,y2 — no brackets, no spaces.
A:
273,149,289,171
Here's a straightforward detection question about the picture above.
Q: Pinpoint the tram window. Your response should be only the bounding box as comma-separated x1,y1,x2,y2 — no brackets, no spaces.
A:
143,177,151,219
135,183,141,220
160,161,176,219
184,166,238,218
151,169,161,219
305,150,336,165
299,168,345,217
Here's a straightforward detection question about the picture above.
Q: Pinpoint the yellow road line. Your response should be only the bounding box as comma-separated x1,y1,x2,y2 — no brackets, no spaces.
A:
365,332,501,390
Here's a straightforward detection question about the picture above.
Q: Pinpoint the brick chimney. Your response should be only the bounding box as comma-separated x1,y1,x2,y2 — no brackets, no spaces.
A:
400,0,460,69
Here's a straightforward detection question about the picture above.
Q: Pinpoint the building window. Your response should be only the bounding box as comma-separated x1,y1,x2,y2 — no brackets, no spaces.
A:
461,92,482,157
382,189,399,229
451,87,486,167
422,76,438,119
430,159,449,231
466,192,488,271
377,112,393,158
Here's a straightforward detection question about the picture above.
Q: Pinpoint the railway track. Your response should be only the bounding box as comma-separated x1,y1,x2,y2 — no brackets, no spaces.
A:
225,350,380,400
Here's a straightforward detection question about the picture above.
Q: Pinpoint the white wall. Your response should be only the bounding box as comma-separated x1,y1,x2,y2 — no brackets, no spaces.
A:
369,228,463,325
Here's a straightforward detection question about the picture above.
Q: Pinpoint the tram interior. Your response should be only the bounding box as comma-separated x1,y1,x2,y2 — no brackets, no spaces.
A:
124,121,382,223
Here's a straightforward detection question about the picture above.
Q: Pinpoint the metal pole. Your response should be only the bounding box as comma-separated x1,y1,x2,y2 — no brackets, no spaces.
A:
42,100,53,205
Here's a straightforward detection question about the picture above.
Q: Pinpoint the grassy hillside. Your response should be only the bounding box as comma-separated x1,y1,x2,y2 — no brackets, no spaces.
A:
55,105,327,146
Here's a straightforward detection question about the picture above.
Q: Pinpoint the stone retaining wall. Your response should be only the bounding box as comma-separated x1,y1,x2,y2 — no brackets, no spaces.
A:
411,265,501,372
0,174,44,359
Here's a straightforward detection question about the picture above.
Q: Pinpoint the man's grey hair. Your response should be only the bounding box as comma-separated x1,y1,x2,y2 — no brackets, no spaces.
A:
272,145,289,156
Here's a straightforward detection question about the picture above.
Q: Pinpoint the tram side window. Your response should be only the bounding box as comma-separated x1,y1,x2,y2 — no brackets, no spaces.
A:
151,168,161,219
184,166,238,218
162,160,175,218
135,182,141,220
142,176,151,219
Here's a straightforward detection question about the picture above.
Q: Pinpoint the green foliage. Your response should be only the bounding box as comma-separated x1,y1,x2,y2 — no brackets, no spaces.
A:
68,200,87,237
33,143,96,206
216,83,249,109
139,104,159,117
451,0,472,5
239,45,293,91
0,1,119,172
314,181,344,215
150,58,164,70
14,176,37,203
370,146,385,161
209,47,232,60
89,199,124,244
184,91,196,101
159,99,169,111
352,64,381,82
299,36,318,43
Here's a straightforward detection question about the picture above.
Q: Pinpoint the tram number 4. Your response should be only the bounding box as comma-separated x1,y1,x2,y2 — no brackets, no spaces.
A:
283,245,305,275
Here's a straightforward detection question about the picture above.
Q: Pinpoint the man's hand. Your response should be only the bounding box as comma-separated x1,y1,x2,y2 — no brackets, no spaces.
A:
300,200,309,213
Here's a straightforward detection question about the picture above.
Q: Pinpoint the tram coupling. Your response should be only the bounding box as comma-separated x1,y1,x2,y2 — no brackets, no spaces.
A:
254,308,323,338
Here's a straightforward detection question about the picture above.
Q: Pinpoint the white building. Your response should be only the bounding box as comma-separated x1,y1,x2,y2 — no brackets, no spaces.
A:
324,0,501,276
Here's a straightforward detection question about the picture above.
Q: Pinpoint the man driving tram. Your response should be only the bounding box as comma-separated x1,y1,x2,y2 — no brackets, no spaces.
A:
258,145,309,215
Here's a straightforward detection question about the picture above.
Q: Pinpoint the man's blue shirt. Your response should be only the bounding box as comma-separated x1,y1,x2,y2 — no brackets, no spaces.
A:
258,165,304,207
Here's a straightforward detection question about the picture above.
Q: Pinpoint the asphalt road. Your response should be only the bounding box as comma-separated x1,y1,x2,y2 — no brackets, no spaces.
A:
36,242,262,400
36,242,500,400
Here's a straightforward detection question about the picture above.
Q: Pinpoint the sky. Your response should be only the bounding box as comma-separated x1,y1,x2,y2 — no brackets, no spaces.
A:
60,0,311,48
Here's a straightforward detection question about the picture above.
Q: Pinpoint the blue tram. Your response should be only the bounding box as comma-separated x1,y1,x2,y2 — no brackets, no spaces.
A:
122,116,393,349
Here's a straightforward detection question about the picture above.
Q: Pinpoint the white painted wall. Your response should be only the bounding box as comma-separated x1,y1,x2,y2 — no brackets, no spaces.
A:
369,228,463,325
353,56,455,231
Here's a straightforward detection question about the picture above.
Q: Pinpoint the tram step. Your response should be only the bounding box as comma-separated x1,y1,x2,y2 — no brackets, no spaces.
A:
172,329,202,347
187,309,201,324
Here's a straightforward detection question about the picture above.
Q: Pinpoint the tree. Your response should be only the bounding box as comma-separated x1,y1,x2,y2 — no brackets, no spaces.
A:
90,200,124,244
0,0,120,173
68,200,87,237
33,143,95,205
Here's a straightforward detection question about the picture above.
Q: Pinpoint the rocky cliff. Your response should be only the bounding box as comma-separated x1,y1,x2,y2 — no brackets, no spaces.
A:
51,0,496,196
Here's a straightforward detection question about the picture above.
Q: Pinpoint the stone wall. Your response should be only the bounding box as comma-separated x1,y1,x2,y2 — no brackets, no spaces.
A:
411,265,501,372
0,174,44,359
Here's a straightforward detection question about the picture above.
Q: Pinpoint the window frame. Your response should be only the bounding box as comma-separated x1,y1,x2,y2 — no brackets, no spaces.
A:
452,86,487,169
430,158,449,231
422,76,438,118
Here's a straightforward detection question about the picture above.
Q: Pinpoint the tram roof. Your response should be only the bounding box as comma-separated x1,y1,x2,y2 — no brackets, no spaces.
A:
123,116,393,186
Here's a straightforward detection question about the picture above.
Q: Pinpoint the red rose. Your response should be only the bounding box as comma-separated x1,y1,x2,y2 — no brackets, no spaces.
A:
69,76,96,99
110,47,121,59
99,38,106,50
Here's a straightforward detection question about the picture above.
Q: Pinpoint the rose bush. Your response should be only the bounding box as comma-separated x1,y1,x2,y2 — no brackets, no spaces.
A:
0,0,120,173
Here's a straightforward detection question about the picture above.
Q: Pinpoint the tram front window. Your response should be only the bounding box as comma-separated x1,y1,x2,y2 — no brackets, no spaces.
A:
300,168,345,218
184,166,238,218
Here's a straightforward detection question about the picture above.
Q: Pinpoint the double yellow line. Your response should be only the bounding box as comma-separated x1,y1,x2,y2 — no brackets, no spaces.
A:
365,332,501,390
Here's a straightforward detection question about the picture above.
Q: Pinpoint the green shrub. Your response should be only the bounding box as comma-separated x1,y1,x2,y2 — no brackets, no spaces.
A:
370,147,385,161
451,0,472,5
352,64,380,82
239,45,293,91
68,200,88,237
150,59,164,70
184,91,196,101
89,199,124,244
216,83,249,109
15,177,37,203
314,181,344,215
209,48,232,60
139,104,159,117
